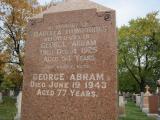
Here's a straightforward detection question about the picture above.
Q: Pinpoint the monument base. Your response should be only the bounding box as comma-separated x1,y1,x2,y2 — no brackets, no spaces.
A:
147,113,158,117
157,115,160,120
142,108,149,114
14,114,21,120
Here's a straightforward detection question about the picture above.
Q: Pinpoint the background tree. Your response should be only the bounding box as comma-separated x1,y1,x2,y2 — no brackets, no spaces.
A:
0,0,41,91
0,0,41,71
1,65,23,92
118,12,160,92
0,53,7,90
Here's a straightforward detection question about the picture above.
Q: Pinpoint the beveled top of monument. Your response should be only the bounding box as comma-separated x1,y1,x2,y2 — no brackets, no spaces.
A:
33,0,113,19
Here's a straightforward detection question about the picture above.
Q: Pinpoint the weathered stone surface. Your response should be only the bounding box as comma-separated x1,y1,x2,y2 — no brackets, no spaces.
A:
34,0,111,19
21,0,117,120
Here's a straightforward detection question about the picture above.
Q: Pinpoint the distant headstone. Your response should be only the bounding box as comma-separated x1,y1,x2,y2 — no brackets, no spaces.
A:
21,0,117,120
149,95,158,114
136,95,141,106
144,85,151,96
14,91,22,120
132,93,136,103
0,92,2,103
9,90,14,97
122,92,127,104
142,85,152,114
140,92,144,109
119,96,126,117
157,79,160,116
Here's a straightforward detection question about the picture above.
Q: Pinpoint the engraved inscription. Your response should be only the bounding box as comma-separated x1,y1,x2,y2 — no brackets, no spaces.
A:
29,22,109,98
31,22,108,70
30,73,108,97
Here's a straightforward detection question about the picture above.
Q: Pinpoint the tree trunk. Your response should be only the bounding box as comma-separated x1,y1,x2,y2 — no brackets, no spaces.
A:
139,82,145,92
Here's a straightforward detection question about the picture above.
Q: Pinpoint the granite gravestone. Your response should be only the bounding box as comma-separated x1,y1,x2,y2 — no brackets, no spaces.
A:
149,95,158,114
22,0,117,120
0,92,2,103
142,85,152,114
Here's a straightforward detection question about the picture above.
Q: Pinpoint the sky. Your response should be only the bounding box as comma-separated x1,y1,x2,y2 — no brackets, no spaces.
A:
38,0,160,27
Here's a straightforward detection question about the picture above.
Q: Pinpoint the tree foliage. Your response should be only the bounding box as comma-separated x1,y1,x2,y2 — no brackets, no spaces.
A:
0,0,41,90
0,0,41,72
119,12,160,92
1,65,23,91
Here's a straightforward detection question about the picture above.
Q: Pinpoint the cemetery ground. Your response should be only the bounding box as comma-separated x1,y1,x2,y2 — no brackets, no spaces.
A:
0,97,156,120
0,97,16,120
119,101,156,120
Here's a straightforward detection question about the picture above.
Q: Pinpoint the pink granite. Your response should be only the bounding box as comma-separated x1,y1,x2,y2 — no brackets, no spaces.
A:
22,0,117,120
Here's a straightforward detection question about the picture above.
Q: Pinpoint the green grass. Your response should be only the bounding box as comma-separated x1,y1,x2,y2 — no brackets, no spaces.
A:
0,97,16,120
120,101,156,120
0,97,157,120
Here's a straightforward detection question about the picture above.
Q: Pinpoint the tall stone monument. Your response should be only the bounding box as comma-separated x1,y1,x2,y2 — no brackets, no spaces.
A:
22,0,117,120
142,85,152,113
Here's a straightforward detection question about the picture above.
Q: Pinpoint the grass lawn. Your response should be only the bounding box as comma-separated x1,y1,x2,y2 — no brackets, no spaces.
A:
0,97,157,120
0,97,16,120
120,101,156,120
